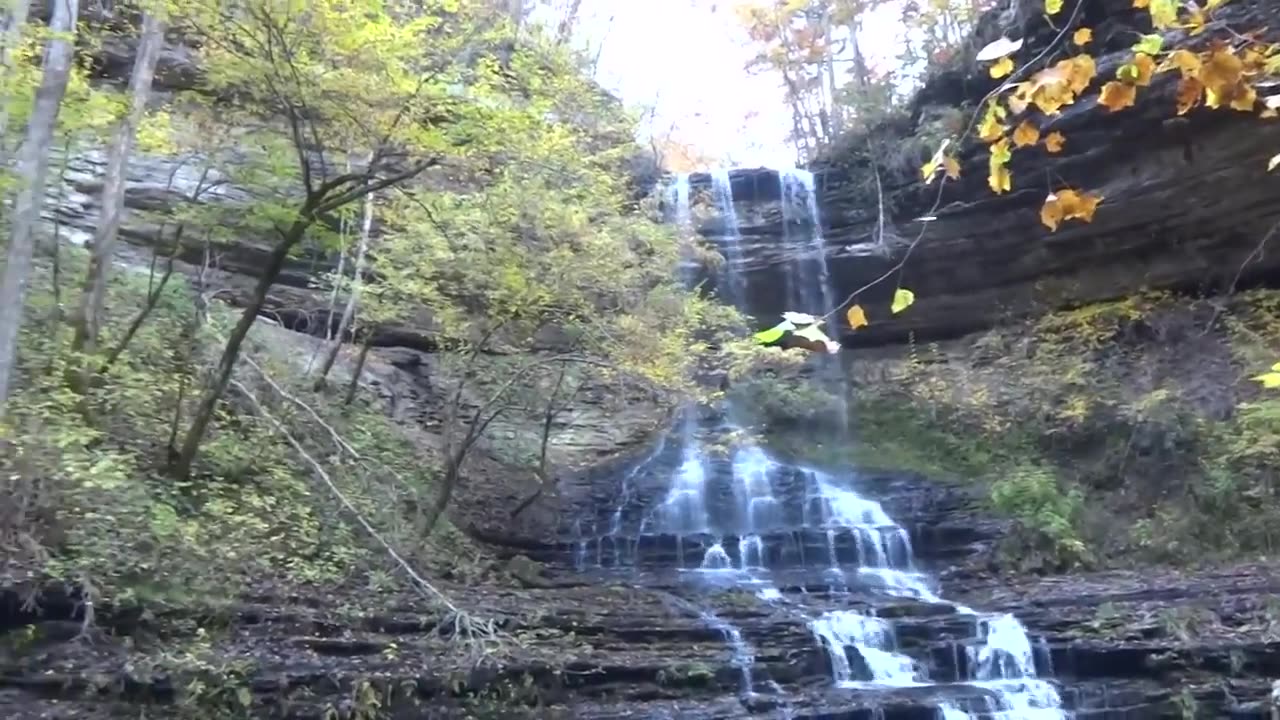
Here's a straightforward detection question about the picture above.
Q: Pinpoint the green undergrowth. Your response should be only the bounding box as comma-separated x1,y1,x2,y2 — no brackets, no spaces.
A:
1,248,479,609
748,289,1280,572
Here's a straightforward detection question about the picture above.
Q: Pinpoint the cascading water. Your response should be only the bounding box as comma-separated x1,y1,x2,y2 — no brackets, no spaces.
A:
567,168,1070,718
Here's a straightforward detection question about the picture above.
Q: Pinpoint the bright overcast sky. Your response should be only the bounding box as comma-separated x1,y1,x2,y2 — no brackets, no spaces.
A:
558,0,903,169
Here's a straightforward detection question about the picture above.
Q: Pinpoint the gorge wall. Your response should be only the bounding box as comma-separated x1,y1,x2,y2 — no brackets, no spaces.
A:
670,0,1280,348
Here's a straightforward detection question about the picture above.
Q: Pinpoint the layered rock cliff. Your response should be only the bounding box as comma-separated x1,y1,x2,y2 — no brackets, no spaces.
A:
674,0,1280,347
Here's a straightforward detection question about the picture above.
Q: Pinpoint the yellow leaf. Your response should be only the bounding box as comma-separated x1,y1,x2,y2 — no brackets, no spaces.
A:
1133,53,1156,86
1099,81,1137,112
1175,77,1204,114
1161,49,1202,78
1044,131,1066,153
1073,28,1092,46
1252,371,1280,388
1200,48,1246,109
943,155,961,180
1012,120,1040,148
988,138,1012,194
1041,188,1103,232
891,288,916,314
846,304,869,330
1040,194,1064,231
978,103,1007,142
1268,153,1280,172
990,56,1014,79
1046,0,1063,15
1133,0,1149,6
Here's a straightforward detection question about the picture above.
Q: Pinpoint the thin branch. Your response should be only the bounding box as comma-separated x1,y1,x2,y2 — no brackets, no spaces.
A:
229,377,464,614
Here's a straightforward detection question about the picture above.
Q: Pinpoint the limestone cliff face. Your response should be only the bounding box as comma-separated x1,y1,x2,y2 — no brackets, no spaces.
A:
675,0,1280,347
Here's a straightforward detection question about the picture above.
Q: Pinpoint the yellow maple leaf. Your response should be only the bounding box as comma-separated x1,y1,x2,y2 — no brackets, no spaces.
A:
990,56,1014,79
988,138,1012,194
1176,77,1204,115
846,304,869,330
1012,120,1041,147
1041,188,1103,231
1064,54,1097,93
978,102,1008,142
1044,131,1066,153
1161,48,1202,78
1073,28,1092,46
1099,81,1138,112
1200,48,1244,109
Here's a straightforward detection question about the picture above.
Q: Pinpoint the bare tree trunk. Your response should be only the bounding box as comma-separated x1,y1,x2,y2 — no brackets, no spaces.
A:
170,215,312,478
69,11,166,363
342,333,372,406
0,0,79,412
314,180,374,389
0,0,33,157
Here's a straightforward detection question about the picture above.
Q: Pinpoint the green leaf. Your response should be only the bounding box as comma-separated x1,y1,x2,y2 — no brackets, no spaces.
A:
753,321,795,344
1132,34,1164,55
891,288,916,314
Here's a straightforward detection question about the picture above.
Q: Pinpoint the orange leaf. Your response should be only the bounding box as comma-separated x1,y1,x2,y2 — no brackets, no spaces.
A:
1012,120,1041,148
1099,81,1137,112
846,304,869,330
1041,188,1103,232
1133,0,1149,6
1161,48,1202,78
943,155,961,180
1044,131,1066,153
1175,77,1204,114
1073,28,1093,46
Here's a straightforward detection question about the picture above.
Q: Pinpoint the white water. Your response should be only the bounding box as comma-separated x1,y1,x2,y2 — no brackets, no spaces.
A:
651,170,1069,718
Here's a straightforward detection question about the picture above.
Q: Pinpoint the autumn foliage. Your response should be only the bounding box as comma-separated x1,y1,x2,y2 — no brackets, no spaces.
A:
923,0,1279,233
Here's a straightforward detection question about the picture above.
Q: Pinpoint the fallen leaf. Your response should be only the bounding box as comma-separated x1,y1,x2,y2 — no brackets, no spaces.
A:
1044,131,1066,153
976,36,1024,62
990,56,1015,79
1012,120,1041,147
1149,0,1178,27
1040,194,1065,231
846,304,869,330
1099,81,1138,112
978,103,1007,142
1132,0,1149,7
1073,27,1092,46
1046,0,1063,15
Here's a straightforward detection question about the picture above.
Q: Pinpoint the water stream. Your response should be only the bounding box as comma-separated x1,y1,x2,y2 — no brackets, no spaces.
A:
574,169,1071,718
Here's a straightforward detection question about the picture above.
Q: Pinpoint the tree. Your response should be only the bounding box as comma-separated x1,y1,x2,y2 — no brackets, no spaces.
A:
0,0,32,156
165,0,490,478
0,0,80,412
68,8,168,378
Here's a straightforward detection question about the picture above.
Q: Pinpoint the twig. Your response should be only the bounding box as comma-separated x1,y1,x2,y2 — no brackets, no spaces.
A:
1200,220,1280,336
229,377,464,614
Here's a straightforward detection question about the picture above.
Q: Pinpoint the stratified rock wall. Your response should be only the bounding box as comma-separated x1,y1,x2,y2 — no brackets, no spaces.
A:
678,0,1280,346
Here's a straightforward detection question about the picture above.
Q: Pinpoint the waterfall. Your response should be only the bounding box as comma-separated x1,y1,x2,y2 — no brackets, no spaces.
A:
573,169,1071,718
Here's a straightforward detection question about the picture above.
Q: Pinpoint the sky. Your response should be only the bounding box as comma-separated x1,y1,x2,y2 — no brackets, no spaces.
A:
555,0,904,169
